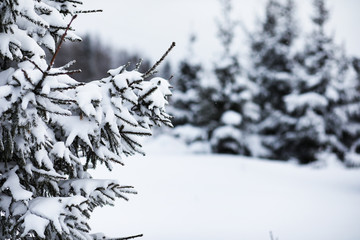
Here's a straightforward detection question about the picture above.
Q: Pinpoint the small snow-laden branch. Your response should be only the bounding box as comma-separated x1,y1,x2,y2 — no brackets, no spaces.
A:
0,0,82,63
57,65,173,168
19,196,90,239
91,233,144,240
59,179,136,210
117,234,144,240
75,9,103,14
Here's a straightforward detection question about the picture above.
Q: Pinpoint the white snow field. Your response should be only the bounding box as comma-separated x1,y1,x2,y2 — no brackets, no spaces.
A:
89,135,360,240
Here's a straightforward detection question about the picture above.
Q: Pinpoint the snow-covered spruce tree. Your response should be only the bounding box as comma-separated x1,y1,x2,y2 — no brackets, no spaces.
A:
0,1,173,239
248,0,298,159
333,55,360,167
170,34,203,127
201,0,260,155
341,58,360,167
283,0,353,164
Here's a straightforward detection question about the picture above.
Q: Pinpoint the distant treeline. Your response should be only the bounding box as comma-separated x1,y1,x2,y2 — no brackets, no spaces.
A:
52,35,172,82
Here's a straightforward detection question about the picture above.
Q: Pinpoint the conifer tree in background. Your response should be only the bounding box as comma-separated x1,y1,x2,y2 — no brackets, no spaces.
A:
248,0,298,159
324,50,360,167
342,58,360,167
54,35,112,82
198,0,260,155
0,1,173,239
170,34,203,126
283,0,355,164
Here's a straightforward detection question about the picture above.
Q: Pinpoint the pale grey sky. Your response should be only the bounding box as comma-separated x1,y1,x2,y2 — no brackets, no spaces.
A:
74,0,360,63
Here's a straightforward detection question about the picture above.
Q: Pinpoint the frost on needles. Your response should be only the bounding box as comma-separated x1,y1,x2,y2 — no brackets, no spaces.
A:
0,1,173,239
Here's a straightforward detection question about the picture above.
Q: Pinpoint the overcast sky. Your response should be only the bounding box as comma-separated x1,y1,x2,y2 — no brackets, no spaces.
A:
74,0,360,63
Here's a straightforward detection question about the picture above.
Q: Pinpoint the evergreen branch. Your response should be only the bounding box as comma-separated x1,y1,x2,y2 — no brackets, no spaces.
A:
115,234,144,240
21,69,36,87
133,86,143,91
121,135,146,156
114,187,137,196
121,131,151,136
107,157,125,166
114,113,138,127
122,96,137,105
31,168,67,180
116,185,135,190
116,194,130,202
143,70,158,79
48,15,78,70
98,189,116,201
128,79,142,88
143,42,176,79
109,62,131,76
68,0,83,4
137,86,158,103
19,12,48,29
47,69,82,76
52,83,85,91
111,80,127,93
59,60,77,70
49,25,76,31
75,9,103,14
35,105,71,116
103,123,121,149
121,135,140,154
39,94,76,104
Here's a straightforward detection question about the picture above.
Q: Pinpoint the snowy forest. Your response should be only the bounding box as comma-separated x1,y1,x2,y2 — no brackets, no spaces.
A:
0,0,360,240
169,0,360,167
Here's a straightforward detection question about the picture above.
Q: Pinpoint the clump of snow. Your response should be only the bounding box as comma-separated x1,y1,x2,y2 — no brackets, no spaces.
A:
243,101,260,121
285,92,328,113
21,196,87,237
211,125,242,142
21,213,49,238
76,82,103,118
188,141,211,154
1,167,32,201
221,110,242,125
246,134,271,157
173,125,206,144
345,153,360,167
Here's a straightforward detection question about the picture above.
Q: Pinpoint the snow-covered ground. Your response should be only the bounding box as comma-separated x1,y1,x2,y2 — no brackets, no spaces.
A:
89,135,360,240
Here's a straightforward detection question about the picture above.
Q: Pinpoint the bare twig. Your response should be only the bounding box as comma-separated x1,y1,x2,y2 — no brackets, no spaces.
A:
48,15,78,70
142,42,176,79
